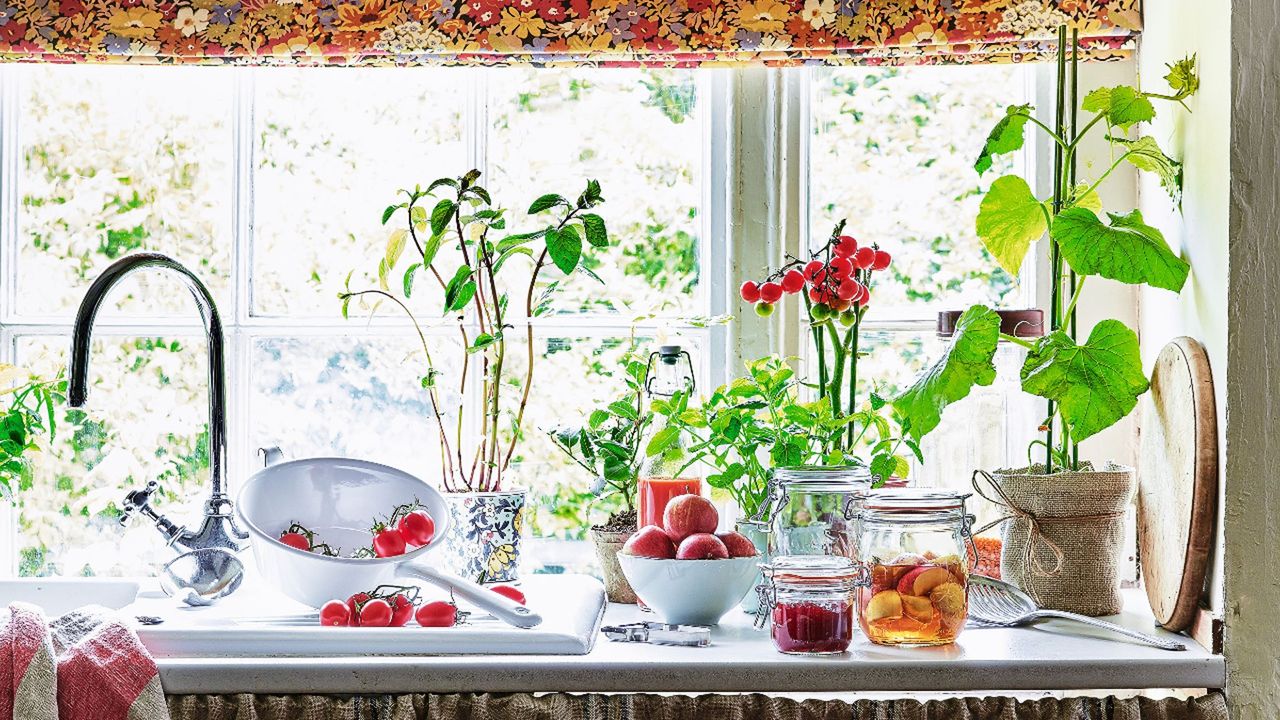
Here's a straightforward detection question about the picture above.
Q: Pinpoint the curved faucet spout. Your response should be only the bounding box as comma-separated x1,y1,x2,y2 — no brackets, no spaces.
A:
68,252,247,552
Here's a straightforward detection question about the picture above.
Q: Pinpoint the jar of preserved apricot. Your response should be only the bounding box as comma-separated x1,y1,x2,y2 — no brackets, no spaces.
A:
856,489,975,647
758,555,860,655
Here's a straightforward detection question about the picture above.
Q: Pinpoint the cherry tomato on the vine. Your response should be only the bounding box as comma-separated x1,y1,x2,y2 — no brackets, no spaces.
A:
416,601,459,628
346,592,371,626
802,259,825,281
319,599,351,627
360,598,393,627
279,532,309,551
829,298,851,312
871,250,892,271
839,308,858,326
491,585,527,605
755,302,775,318
829,256,853,278
739,280,761,303
389,594,415,627
836,279,859,301
853,246,877,270
834,236,859,258
759,282,783,303
811,304,832,321
372,527,407,558
780,269,805,294
397,509,436,548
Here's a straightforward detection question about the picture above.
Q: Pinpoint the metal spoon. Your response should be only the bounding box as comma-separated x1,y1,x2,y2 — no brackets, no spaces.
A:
967,574,1186,651
160,547,244,607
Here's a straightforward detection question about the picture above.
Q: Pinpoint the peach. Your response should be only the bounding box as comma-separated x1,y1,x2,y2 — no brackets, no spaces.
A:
663,494,718,542
676,533,729,560
621,525,676,559
897,565,952,596
871,564,910,595
886,552,927,567
901,594,935,624
930,582,966,618
864,590,903,623
716,531,759,558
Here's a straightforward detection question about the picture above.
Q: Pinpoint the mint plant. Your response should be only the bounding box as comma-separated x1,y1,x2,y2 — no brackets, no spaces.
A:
894,33,1199,473
0,367,65,500
340,170,609,492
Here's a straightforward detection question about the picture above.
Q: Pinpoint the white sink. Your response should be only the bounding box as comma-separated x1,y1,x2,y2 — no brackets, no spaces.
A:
0,578,140,616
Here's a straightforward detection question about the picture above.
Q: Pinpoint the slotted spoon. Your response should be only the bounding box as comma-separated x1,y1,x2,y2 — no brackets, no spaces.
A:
967,575,1186,651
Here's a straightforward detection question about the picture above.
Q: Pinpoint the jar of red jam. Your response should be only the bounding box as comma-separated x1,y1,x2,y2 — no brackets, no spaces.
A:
758,555,859,655
856,489,976,647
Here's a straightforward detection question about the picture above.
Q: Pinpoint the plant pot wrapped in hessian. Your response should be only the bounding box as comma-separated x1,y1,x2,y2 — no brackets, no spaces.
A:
974,463,1134,616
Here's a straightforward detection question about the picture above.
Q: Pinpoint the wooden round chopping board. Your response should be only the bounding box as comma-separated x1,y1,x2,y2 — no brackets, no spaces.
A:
1137,337,1218,632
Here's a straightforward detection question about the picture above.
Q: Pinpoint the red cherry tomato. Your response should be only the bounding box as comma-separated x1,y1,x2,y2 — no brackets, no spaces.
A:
397,509,436,548
739,280,760,303
853,246,877,270
834,235,859,257
389,594,415,627
802,259,824,281
829,297,850,312
319,599,351,627
359,598,393,627
808,287,823,303
780,269,805,294
836,279,859,300
346,592,370,627
829,256,853,278
856,287,872,307
759,282,783,303
416,601,458,628
279,532,309,551
491,585,527,605
871,249,892,271
372,527,407,558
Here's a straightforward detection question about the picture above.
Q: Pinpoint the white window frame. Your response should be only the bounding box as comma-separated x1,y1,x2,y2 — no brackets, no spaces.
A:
0,62,1050,576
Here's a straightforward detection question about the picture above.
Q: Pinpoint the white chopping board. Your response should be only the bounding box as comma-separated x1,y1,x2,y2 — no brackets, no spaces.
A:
129,573,606,657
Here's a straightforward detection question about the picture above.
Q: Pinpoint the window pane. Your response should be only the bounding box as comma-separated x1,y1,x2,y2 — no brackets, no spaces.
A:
247,334,457,478
809,65,1027,318
252,68,470,316
15,66,234,317
488,68,704,318
13,335,209,576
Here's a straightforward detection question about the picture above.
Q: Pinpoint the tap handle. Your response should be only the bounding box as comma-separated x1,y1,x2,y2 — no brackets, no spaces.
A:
120,480,160,525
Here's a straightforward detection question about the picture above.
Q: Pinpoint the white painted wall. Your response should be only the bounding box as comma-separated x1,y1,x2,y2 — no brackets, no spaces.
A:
1134,0,1230,614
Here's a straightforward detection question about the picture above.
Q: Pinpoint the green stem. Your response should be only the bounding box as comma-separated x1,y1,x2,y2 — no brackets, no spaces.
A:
1062,275,1087,329
999,333,1035,350
1024,115,1071,151
845,322,858,449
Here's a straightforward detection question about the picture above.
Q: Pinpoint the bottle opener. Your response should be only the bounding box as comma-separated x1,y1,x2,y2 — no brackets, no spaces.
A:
601,621,711,647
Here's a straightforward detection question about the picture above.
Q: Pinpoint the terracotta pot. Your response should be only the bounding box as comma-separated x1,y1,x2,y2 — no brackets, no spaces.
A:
590,527,637,604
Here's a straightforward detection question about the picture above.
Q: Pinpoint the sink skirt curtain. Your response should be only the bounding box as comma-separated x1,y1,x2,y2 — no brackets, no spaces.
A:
167,691,1228,720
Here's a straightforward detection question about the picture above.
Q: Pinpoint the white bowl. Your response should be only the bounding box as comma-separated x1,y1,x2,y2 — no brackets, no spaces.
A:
618,554,759,626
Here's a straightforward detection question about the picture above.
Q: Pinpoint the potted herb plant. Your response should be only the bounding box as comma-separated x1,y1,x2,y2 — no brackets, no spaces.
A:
548,353,650,603
892,33,1199,615
341,170,609,583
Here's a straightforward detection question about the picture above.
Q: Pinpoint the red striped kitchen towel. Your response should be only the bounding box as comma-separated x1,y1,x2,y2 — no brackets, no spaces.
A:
2,603,168,720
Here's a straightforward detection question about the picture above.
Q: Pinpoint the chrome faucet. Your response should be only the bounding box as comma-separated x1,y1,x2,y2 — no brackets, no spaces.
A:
68,252,249,554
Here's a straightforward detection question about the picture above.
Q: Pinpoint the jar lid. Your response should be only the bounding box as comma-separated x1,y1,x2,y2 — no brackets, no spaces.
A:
773,465,871,492
861,489,970,522
760,555,858,586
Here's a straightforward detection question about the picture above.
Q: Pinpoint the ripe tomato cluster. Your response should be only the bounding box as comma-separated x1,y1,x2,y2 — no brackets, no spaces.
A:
739,234,891,324
316,584,527,628
277,502,437,559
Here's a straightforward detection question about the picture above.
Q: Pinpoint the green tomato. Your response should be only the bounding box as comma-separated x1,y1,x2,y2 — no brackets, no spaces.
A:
755,301,775,317
839,309,857,327
810,304,831,321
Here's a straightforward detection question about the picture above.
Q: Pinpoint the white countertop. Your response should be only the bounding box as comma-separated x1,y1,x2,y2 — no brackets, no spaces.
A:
152,589,1224,695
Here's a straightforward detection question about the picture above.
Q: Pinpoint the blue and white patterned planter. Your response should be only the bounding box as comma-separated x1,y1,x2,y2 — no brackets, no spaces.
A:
441,489,526,584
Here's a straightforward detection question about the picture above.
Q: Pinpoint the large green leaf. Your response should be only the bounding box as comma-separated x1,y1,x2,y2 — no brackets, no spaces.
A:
546,225,582,274
1051,208,1189,292
581,213,609,248
1082,85,1155,129
429,198,456,236
892,305,1001,441
1111,135,1183,205
974,104,1033,175
975,175,1047,273
443,265,476,312
1021,320,1149,441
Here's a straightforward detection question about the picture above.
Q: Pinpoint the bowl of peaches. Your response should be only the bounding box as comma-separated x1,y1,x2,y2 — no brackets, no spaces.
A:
617,494,760,626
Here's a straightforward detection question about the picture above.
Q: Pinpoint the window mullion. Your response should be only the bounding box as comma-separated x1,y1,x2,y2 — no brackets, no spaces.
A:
228,69,255,490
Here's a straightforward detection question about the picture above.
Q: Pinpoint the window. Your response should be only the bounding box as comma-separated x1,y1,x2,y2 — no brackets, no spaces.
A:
0,62,1037,576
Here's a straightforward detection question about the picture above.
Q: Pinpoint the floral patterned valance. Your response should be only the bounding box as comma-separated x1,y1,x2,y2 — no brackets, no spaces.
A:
0,0,1140,67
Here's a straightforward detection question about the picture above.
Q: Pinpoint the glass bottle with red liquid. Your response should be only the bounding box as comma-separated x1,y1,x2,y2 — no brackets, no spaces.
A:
758,555,858,655
636,346,701,528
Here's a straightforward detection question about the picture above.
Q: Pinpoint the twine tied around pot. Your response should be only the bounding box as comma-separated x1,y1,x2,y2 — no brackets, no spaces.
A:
967,466,1131,609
